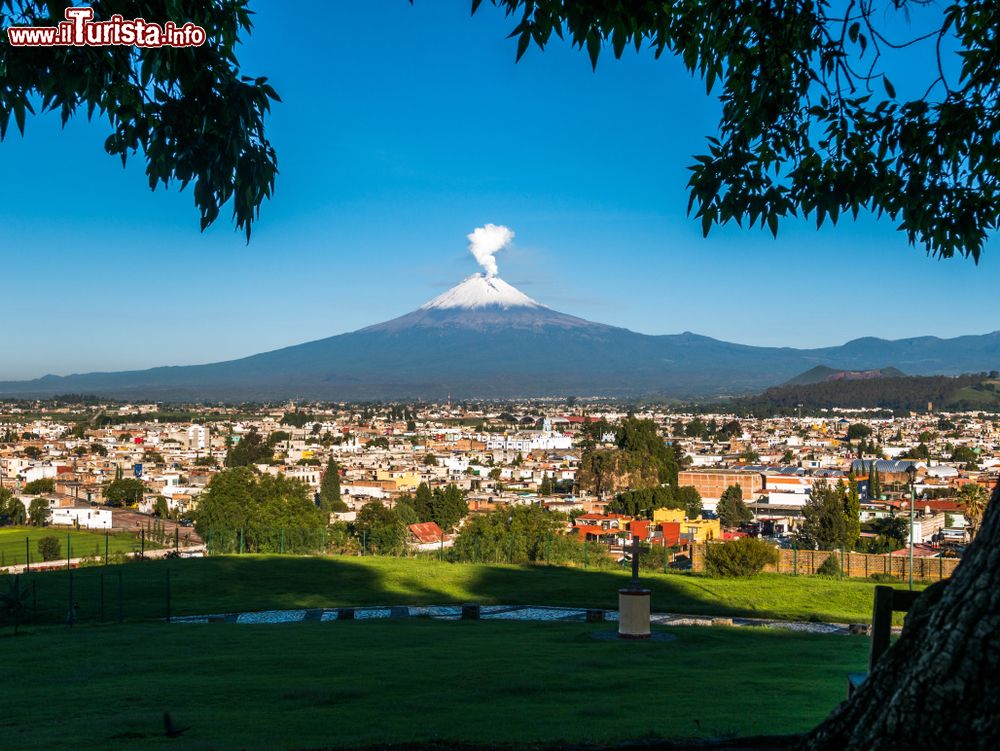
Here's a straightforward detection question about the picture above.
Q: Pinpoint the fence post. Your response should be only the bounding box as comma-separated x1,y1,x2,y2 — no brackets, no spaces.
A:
664,543,668,574
32,578,37,623
67,531,71,570
793,542,797,576
840,547,845,579
509,535,514,564
362,530,367,556
175,527,179,552
68,570,74,628
100,572,105,623
141,529,145,559
239,528,244,554
940,556,944,580
474,538,479,564
439,534,444,561
584,542,589,568
280,528,285,555
25,537,30,573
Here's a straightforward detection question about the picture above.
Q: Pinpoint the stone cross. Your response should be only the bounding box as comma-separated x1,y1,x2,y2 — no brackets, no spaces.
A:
630,533,641,588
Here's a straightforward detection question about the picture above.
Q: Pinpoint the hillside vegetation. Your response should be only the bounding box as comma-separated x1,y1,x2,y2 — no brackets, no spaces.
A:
721,372,1000,415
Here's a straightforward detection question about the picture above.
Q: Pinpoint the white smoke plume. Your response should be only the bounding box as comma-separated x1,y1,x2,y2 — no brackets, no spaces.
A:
467,223,514,278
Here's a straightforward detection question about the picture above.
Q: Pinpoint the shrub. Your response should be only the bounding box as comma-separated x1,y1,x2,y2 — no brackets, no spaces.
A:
705,538,778,577
37,536,61,561
817,553,842,577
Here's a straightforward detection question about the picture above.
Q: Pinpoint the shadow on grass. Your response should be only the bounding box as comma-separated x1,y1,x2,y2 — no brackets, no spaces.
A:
2,554,875,630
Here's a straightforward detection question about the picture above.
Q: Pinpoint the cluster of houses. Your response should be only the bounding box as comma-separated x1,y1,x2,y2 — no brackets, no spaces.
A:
1,400,996,561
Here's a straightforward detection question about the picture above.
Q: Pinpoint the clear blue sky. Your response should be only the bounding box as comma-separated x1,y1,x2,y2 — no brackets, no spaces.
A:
0,2,995,380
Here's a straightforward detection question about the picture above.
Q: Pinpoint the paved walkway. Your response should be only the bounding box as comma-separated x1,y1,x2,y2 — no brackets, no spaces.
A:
0,545,206,575
172,604,855,634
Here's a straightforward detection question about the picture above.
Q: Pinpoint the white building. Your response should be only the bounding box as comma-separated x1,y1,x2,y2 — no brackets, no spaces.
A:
50,506,113,530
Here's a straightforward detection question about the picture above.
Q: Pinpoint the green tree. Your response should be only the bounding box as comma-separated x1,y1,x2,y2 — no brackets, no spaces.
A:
194,468,323,553
705,537,778,578
28,497,50,527
844,479,862,550
280,412,313,428
393,498,419,527
847,424,872,441
153,496,170,518
868,516,909,550
224,427,273,467
0,0,278,240
22,478,54,495
452,504,599,566
684,418,708,439
103,478,147,507
796,481,851,550
485,1,999,261
37,535,60,561
674,486,702,519
354,501,407,556
607,486,673,518
0,488,26,526
951,446,979,469
717,485,752,529
958,483,990,540
319,458,347,513
429,484,469,532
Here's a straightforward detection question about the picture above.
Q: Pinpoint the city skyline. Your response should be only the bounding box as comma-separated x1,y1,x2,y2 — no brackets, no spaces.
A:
0,2,995,380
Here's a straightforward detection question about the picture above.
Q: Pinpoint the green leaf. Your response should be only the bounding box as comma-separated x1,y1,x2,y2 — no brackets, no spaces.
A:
515,32,530,62
586,32,600,70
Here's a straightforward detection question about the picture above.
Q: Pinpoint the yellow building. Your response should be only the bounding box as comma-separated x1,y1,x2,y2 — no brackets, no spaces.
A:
375,469,421,492
652,507,721,543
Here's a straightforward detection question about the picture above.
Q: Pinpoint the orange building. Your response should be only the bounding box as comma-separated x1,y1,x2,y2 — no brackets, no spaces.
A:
677,469,764,503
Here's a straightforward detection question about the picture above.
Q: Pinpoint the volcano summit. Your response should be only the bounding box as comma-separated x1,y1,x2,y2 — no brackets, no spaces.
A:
1,272,998,402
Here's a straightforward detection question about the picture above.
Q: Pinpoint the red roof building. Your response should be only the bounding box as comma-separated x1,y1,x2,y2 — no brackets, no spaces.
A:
408,521,445,545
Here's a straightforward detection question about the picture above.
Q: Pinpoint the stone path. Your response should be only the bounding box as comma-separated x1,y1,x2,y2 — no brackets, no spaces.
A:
171,604,855,635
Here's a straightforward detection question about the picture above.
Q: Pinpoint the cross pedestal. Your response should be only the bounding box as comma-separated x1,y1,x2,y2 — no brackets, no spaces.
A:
618,534,651,639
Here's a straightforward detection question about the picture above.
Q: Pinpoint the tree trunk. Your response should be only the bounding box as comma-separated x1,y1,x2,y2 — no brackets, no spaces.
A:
801,480,1000,750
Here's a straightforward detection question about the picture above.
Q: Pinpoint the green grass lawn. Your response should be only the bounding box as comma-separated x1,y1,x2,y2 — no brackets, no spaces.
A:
10,554,922,627
0,526,153,567
0,618,866,750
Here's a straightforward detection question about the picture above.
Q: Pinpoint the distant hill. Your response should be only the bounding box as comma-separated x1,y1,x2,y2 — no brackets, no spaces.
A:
784,366,906,386
725,372,1000,415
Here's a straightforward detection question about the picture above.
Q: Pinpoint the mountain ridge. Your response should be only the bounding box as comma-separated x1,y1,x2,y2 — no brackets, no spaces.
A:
1,276,997,401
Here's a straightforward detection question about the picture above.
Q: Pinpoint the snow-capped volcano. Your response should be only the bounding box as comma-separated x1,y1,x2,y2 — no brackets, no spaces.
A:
421,274,542,310
3,266,998,401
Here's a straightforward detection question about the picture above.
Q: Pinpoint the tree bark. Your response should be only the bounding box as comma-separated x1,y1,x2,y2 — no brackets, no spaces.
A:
801,480,1000,750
